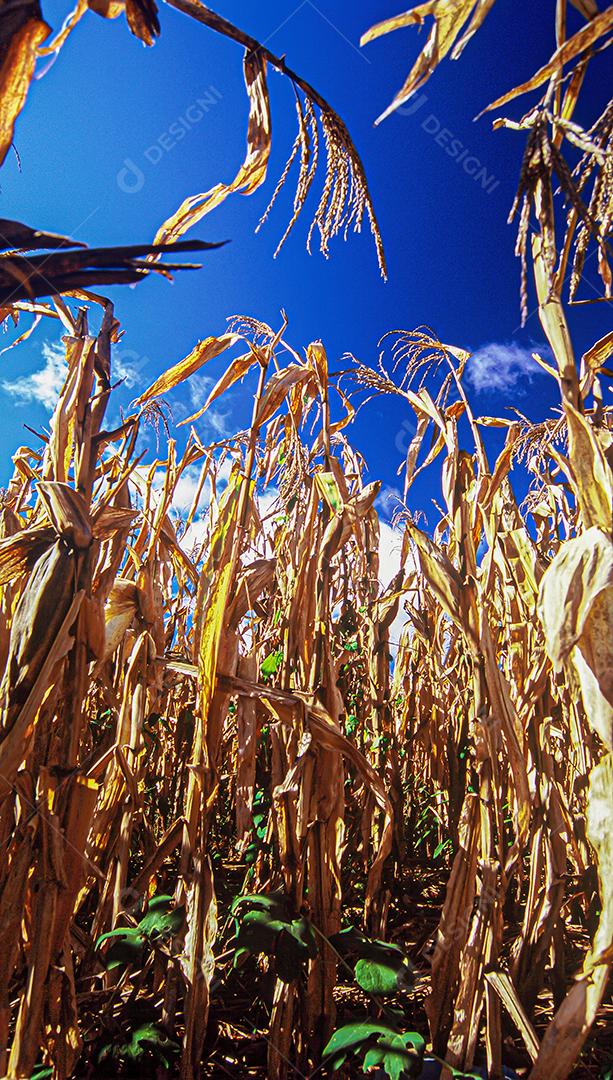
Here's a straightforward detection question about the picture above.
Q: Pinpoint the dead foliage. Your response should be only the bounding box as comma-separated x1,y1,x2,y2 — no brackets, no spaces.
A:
0,2,611,1079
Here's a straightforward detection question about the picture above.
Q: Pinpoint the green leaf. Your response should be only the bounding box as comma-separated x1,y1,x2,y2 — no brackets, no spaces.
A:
345,713,359,736
95,927,145,971
230,891,289,919
231,895,316,981
138,895,185,939
260,648,283,679
96,926,143,947
289,915,318,960
323,1021,387,1062
322,1023,424,1080
244,840,260,864
433,839,451,860
30,1068,53,1080
363,1033,419,1080
98,1024,180,1070
253,810,268,841
275,926,307,982
331,926,413,994
274,915,318,981
329,925,364,952
233,946,251,968
234,909,286,959
355,957,405,995
124,1023,179,1067
367,1032,424,1079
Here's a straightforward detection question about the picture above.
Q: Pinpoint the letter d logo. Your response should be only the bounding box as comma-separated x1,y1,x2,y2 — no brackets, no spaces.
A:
396,92,428,118
117,157,145,194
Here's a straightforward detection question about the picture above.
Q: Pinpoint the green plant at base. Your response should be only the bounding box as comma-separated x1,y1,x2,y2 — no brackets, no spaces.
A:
97,1023,179,1071
330,925,414,995
231,891,317,983
322,1023,425,1080
96,894,185,970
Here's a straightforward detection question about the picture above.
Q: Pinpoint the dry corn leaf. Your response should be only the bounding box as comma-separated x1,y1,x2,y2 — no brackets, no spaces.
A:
0,539,77,718
165,0,386,275
103,579,140,660
450,0,496,56
88,0,123,16
0,217,83,251
529,754,613,1080
124,0,160,45
180,473,244,1076
581,329,613,373
37,481,92,548
254,363,312,428
0,2,50,166
0,526,54,585
485,970,540,1063
570,0,600,17
154,50,271,246
407,521,466,635
91,504,138,539
565,403,613,533
584,753,613,974
181,348,257,425
0,238,223,304
539,527,613,749
484,6,613,114
136,333,239,404
361,0,495,124
0,589,83,786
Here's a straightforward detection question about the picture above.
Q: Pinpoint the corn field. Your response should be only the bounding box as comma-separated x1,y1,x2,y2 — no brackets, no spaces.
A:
0,1,611,1078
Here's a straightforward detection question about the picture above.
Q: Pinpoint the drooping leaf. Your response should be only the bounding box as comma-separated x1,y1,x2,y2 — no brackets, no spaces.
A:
539,527,613,750
153,49,271,248
98,1023,179,1069
0,3,50,167
483,7,613,114
275,926,308,983
181,348,258,425
361,1,496,124
233,909,287,957
230,891,290,919
95,927,146,971
136,333,239,405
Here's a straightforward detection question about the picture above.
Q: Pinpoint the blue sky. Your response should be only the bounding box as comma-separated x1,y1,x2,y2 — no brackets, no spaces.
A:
1,0,610,521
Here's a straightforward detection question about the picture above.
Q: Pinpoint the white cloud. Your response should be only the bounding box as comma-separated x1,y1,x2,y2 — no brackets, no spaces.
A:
177,479,277,556
257,488,281,520
376,485,403,521
108,362,234,438
378,521,413,651
466,342,541,394
131,458,234,520
378,520,403,588
171,468,206,515
114,351,145,389
188,374,231,437
2,342,66,409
